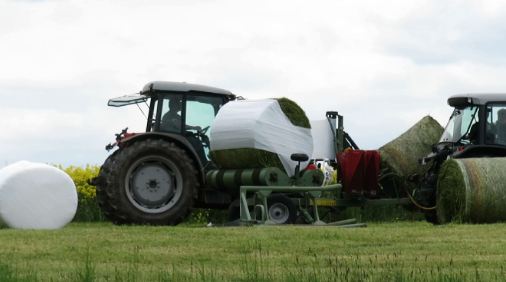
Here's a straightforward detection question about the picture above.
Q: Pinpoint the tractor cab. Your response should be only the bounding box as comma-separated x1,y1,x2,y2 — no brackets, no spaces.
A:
434,94,506,159
108,81,236,165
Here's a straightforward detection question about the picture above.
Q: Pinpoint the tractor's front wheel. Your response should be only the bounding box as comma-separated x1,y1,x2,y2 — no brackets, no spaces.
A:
98,139,198,225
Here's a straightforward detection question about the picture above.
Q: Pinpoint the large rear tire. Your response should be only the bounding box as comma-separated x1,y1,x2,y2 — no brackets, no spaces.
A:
97,139,198,225
96,151,126,224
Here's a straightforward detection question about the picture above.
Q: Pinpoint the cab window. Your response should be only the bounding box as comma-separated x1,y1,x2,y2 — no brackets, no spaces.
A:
185,95,224,159
157,94,183,133
487,104,506,145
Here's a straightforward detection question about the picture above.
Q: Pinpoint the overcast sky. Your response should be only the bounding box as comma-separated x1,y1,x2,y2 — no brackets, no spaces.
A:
2,0,506,167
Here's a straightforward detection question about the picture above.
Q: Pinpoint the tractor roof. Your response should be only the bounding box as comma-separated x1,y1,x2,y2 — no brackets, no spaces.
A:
448,93,506,107
108,81,235,107
141,81,234,97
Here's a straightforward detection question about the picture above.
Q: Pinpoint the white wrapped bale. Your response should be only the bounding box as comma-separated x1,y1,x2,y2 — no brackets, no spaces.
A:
210,99,313,176
0,161,78,229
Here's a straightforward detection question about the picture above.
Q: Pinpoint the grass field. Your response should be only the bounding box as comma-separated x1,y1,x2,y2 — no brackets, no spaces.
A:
1,222,506,281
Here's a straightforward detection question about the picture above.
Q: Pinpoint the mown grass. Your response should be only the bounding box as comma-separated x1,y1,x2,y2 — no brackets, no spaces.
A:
1,222,506,281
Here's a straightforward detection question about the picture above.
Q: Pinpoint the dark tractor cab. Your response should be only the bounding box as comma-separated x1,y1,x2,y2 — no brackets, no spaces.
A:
428,94,506,161
109,81,236,167
413,94,506,222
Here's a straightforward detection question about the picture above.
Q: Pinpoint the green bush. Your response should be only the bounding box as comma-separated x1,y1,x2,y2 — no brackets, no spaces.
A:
58,165,104,222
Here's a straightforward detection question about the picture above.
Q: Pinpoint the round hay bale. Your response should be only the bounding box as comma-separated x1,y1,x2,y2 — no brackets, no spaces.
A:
210,148,283,170
210,98,313,176
379,116,443,178
437,157,506,223
0,161,78,229
276,97,311,128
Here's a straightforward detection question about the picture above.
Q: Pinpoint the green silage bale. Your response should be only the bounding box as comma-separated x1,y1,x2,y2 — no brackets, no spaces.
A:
210,98,311,171
276,97,311,128
210,148,283,170
378,116,443,178
437,157,506,223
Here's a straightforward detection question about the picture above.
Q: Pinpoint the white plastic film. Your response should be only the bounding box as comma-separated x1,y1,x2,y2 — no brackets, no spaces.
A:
210,99,313,176
0,161,78,229
310,119,336,160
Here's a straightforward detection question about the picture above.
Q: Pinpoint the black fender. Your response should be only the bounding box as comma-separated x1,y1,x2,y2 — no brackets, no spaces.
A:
118,132,206,184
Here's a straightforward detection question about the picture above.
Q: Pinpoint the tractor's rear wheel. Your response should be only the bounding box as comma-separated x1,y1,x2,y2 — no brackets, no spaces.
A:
97,139,198,225
96,151,126,224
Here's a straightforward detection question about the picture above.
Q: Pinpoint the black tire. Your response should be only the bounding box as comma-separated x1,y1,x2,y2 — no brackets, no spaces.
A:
267,194,297,224
96,150,125,223
98,139,198,225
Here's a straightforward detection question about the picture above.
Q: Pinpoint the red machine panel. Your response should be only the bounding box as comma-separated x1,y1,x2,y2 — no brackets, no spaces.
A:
338,150,380,197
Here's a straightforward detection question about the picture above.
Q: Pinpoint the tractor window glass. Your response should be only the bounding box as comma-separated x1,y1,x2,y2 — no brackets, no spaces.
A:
439,106,478,144
159,94,183,133
185,96,224,160
460,107,479,144
486,104,506,145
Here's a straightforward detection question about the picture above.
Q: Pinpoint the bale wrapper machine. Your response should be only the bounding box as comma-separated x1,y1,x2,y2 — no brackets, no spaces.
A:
91,81,423,226
228,112,410,226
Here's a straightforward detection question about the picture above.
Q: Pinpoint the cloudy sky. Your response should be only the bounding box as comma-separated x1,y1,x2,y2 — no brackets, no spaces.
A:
2,0,506,167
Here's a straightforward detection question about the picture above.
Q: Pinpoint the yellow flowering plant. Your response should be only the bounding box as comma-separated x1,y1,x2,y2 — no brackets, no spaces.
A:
56,165,104,221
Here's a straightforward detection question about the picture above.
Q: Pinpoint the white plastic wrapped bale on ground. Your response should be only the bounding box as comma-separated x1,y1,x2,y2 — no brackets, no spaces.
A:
210,99,313,176
0,161,78,229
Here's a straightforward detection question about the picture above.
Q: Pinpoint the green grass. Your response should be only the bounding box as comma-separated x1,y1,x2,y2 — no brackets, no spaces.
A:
1,222,506,281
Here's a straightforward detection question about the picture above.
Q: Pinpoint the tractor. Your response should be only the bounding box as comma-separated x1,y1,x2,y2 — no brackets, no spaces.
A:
410,94,506,223
94,81,237,225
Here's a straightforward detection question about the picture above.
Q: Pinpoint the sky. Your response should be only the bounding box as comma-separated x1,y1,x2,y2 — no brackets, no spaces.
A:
2,0,506,167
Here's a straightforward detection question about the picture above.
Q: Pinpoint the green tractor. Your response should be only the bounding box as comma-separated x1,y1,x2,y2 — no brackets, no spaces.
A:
94,81,236,225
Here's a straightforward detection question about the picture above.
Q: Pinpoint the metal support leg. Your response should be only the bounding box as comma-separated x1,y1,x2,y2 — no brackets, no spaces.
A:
240,189,254,224
240,184,342,225
311,198,326,225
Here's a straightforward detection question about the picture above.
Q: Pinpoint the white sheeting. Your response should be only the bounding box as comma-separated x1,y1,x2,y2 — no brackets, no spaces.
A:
210,99,313,176
310,120,336,160
0,161,77,229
